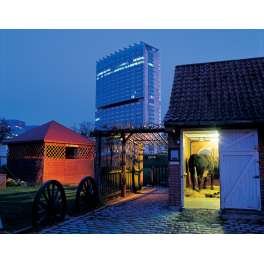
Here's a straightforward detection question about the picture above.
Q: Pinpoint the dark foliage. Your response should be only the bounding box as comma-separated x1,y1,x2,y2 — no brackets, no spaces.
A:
0,118,13,143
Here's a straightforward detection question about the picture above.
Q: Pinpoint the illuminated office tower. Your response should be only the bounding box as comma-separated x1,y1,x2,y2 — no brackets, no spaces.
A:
95,42,161,130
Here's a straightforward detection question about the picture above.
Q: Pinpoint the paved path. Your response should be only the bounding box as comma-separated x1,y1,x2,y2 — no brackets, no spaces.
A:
40,187,264,234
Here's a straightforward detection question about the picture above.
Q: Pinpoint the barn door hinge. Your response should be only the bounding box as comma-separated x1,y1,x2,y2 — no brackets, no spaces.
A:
253,176,260,178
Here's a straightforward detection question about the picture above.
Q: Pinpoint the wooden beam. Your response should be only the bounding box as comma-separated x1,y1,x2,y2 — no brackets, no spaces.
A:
124,133,134,143
95,131,101,201
121,134,126,197
139,147,144,190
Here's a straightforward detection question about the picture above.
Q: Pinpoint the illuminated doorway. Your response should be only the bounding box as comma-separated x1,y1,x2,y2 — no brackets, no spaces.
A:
181,129,220,209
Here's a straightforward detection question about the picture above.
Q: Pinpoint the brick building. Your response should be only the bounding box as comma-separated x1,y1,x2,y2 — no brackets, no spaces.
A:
164,56,264,211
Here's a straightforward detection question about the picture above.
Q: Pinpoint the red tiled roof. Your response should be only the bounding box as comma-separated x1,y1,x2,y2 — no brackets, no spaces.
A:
5,121,96,145
164,57,264,124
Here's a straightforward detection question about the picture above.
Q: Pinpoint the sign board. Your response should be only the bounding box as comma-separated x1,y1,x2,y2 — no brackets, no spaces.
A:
147,155,157,159
169,148,180,161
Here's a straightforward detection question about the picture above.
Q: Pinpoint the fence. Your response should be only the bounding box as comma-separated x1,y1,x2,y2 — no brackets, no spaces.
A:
100,170,139,198
0,174,6,189
152,166,168,188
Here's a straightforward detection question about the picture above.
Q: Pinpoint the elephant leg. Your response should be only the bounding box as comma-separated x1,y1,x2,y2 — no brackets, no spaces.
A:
190,173,196,190
211,174,214,190
197,174,202,190
203,176,207,189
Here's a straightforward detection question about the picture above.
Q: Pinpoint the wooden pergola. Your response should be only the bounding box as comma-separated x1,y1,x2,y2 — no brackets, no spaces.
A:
94,128,168,198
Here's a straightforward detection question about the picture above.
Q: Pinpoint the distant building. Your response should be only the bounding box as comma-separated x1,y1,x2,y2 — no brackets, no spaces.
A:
95,42,161,153
0,119,38,168
95,42,161,129
6,120,38,137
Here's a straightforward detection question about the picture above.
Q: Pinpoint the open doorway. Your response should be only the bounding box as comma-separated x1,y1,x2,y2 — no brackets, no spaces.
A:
182,130,220,209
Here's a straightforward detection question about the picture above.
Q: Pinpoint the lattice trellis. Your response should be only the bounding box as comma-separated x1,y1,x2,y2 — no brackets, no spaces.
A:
44,143,95,160
7,143,95,160
77,145,95,160
7,143,45,160
44,143,66,159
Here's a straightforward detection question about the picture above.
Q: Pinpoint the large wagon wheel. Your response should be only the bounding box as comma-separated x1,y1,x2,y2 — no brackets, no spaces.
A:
32,180,66,228
75,176,97,212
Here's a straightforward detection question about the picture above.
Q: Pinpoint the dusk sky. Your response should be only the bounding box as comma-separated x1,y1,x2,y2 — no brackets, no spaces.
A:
1,29,264,129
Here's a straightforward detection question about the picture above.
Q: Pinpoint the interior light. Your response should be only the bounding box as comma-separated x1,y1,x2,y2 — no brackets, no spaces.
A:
212,133,219,137
210,138,219,142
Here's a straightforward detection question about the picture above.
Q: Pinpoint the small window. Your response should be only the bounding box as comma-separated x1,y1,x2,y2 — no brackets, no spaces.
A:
199,148,213,155
65,147,77,159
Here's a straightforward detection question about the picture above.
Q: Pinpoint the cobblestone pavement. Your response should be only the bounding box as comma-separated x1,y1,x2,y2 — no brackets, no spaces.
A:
40,187,264,234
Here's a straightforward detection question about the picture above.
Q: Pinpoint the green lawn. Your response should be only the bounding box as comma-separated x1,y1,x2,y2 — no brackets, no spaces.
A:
0,185,80,233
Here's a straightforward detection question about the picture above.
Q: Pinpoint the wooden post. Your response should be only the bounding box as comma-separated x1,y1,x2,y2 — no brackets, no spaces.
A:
139,147,144,190
95,131,101,202
132,144,139,192
121,135,126,197
151,167,154,187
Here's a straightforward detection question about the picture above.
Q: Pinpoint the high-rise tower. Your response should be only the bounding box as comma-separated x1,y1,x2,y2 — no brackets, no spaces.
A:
95,42,161,129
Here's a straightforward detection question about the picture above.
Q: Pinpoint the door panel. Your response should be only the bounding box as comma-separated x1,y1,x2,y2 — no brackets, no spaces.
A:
220,129,260,210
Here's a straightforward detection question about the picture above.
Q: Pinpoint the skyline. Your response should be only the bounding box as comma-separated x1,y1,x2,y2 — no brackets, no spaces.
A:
1,29,264,129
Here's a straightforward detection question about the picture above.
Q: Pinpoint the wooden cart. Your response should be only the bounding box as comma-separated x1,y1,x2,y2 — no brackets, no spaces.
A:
32,176,97,229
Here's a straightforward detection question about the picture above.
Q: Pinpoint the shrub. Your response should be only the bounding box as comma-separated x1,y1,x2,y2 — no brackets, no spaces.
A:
6,178,27,187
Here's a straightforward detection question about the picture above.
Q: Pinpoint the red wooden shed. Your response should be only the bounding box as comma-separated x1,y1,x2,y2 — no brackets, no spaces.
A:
5,121,96,185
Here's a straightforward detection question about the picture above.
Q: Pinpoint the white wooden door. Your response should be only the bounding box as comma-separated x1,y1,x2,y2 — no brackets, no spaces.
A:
219,129,261,210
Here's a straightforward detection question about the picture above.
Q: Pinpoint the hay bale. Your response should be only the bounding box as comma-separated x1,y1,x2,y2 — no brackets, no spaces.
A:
184,187,220,198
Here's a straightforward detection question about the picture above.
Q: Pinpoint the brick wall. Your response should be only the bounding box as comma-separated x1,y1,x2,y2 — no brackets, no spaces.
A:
167,128,182,210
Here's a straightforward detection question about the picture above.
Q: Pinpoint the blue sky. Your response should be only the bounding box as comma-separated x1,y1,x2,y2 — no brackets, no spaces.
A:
1,29,264,128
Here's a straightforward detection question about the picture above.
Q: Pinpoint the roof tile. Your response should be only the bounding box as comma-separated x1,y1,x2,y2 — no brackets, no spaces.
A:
5,121,96,145
164,57,264,123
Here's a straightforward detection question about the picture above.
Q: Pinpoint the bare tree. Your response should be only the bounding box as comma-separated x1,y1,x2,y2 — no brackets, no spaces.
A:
98,121,162,170
70,121,95,138
99,120,163,132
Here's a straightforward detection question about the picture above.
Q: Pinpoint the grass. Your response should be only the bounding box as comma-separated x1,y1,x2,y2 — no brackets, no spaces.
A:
0,183,135,233
0,184,87,233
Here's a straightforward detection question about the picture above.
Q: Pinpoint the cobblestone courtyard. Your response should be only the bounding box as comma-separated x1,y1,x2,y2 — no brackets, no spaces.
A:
40,187,264,234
